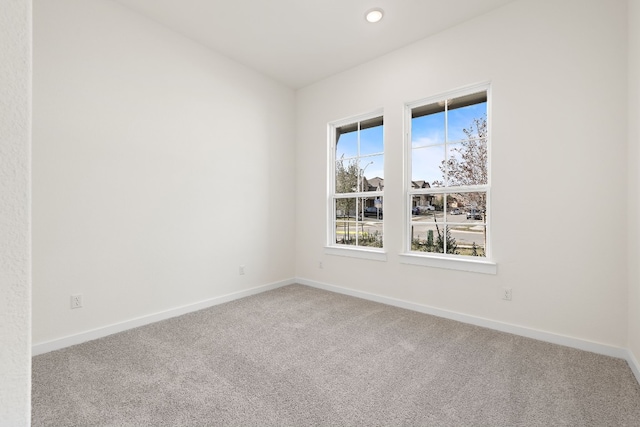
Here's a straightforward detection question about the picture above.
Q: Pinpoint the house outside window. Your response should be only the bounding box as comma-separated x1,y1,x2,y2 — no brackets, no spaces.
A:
328,111,384,250
406,85,490,260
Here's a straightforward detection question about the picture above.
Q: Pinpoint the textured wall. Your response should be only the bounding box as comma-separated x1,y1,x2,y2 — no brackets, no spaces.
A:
296,0,629,347
0,0,32,425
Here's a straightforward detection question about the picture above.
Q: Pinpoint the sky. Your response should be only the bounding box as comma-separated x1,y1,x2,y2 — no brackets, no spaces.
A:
336,123,384,180
411,102,486,184
334,101,486,185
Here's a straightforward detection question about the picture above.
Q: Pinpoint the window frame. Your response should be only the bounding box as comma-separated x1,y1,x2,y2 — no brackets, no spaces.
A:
401,84,496,274
326,109,386,259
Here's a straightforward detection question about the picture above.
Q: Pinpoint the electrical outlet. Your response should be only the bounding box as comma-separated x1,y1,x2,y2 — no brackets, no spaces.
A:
70,294,83,309
319,261,324,269
239,265,245,275
502,287,512,301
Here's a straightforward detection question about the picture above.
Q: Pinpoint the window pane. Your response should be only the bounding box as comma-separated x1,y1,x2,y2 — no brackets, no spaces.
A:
445,139,487,186
412,223,461,254
360,154,384,188
412,110,445,147
336,128,358,160
454,192,487,223
334,198,383,248
335,197,357,220
446,200,465,220
411,194,444,220
335,197,357,245
449,223,486,257
412,145,444,186
335,220,357,245
360,123,384,156
335,158,359,194
410,223,444,253
447,99,487,142
358,196,383,220
356,196,382,247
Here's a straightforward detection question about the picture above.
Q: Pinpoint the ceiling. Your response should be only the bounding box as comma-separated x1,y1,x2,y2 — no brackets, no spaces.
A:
113,0,516,89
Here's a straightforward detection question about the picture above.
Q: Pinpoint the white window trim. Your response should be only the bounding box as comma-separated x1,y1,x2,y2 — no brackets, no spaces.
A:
324,245,387,261
398,253,496,274
402,83,496,272
326,109,386,259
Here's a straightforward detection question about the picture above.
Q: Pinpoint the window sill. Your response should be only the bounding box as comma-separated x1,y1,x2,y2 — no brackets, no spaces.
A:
324,246,388,262
399,253,497,274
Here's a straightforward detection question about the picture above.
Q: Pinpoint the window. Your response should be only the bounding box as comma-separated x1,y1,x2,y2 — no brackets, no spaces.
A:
328,112,384,251
406,86,490,260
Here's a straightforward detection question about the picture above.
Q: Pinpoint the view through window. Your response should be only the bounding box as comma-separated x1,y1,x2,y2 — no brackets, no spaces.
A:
331,114,384,249
408,88,489,257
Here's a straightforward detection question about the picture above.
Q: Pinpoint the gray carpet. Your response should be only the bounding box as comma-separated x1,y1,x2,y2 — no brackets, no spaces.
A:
32,284,640,426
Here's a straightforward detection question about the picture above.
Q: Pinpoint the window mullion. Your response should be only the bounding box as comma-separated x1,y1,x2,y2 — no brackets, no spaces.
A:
444,99,449,188
408,184,489,196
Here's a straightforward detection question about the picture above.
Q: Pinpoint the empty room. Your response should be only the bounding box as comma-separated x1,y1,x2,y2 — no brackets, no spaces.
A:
2,0,640,425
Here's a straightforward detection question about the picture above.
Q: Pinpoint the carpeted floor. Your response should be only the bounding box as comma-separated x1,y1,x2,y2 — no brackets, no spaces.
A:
32,284,640,426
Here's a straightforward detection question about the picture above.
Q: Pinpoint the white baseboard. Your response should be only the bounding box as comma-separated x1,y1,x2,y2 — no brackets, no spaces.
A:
296,277,629,361
32,278,295,356
628,349,640,385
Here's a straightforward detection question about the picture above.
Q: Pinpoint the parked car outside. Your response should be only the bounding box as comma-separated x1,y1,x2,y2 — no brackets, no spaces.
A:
449,208,461,215
359,206,382,219
417,205,435,212
466,209,483,220
412,206,420,215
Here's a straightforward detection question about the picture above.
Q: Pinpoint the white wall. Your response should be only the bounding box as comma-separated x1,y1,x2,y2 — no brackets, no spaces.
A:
296,0,629,348
33,0,295,344
629,0,640,367
0,0,32,424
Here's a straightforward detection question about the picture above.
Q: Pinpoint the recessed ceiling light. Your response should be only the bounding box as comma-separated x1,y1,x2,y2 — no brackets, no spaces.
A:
365,8,384,23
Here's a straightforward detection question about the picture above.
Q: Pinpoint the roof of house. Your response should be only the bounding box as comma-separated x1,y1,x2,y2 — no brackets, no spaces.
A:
411,180,431,189
365,177,384,191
